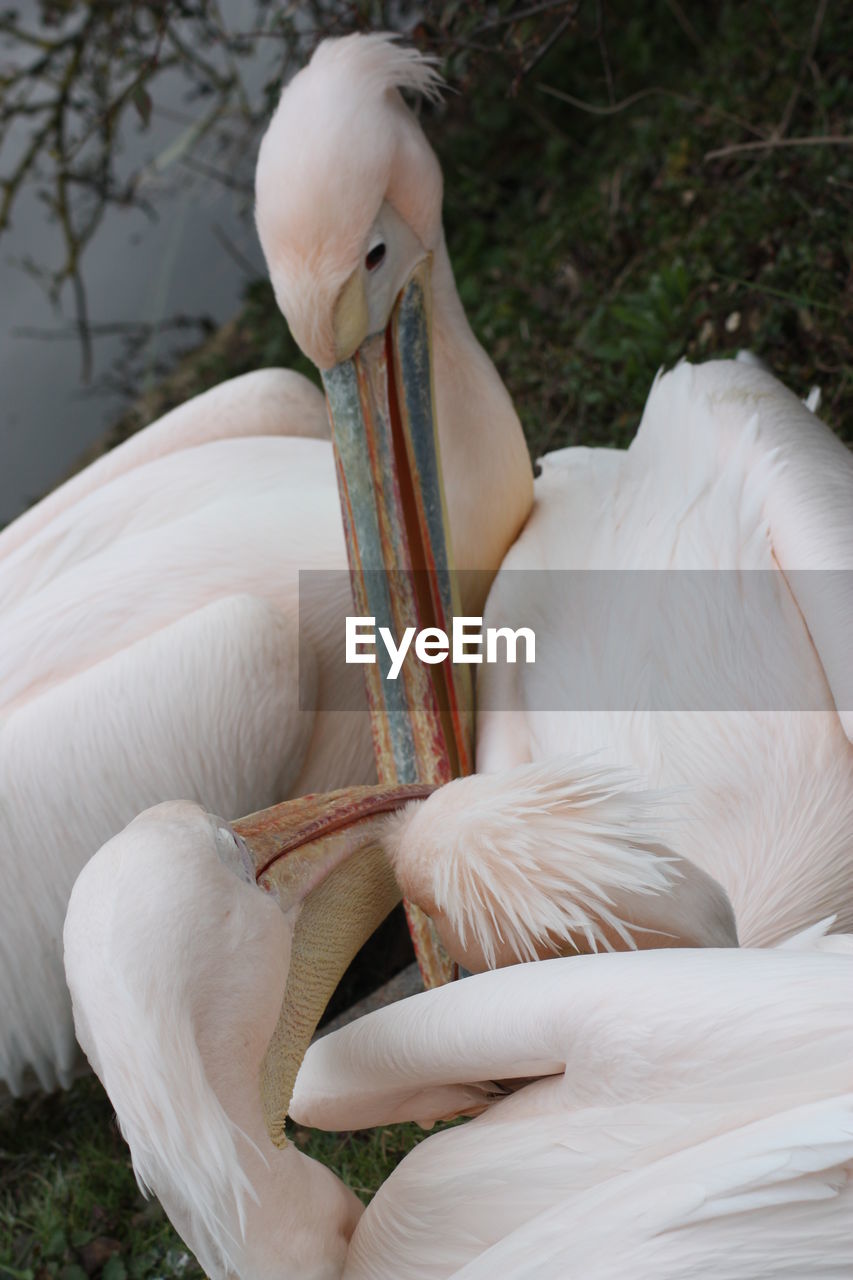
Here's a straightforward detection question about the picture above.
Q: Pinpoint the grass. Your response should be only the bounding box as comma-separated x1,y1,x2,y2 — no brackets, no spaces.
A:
3,1,851,1276
0,1079,438,1279
1,1079,188,1280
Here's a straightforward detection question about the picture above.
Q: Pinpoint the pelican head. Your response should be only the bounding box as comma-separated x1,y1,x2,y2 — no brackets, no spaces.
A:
64,783,429,1279
256,34,444,372
255,35,533,806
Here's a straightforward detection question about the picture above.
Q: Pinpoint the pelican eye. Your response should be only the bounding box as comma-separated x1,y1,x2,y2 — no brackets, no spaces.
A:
365,242,386,271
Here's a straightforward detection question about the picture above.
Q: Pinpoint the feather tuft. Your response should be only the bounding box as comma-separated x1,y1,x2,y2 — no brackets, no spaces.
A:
384,759,683,968
308,32,445,104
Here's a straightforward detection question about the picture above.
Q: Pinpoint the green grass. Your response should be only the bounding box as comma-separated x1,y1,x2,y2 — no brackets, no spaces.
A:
3,1,851,1275
1,1078,191,1280
0,1079,441,1279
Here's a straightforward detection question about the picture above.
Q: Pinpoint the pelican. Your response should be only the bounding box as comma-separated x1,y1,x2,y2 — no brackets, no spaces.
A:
64,789,853,1279
16,25,853,1087
0,367,380,1094
61,33,853,1275
0,36,536,1091
253,33,853,950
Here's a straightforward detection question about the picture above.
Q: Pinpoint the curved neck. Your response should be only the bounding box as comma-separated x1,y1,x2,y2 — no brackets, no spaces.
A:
196,1017,363,1280
430,235,533,615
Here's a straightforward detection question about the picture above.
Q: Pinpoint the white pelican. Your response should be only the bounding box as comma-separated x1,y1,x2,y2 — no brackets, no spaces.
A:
17,25,853,1086
1,37,537,1092
254,33,853,950
64,789,853,1279
0,368,380,1094
61,34,853,1275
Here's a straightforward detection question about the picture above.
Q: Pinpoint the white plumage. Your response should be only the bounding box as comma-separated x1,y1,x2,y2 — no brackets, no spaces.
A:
64,800,853,1279
383,759,737,969
294,945,853,1279
253,33,853,956
475,358,853,948
0,368,376,1093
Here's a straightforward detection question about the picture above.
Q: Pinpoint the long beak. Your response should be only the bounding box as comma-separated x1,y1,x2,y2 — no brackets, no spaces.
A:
322,261,473,987
234,782,432,1147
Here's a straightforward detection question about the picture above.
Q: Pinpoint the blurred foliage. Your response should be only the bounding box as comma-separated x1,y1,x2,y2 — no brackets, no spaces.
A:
72,0,851,455
2,1,852,1275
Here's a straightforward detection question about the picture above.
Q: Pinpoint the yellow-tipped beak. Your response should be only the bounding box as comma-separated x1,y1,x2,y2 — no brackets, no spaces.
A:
234,783,432,1146
332,269,369,364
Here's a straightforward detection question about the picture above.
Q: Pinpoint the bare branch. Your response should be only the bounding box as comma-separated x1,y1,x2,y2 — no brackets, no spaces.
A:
776,0,829,140
704,134,853,163
470,1,577,36
539,82,766,140
662,0,703,52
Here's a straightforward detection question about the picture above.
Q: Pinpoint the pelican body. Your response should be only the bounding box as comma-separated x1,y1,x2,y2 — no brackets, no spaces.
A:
475,359,853,946
0,369,375,1093
58,30,853,1278
255,34,853,952
64,793,853,1279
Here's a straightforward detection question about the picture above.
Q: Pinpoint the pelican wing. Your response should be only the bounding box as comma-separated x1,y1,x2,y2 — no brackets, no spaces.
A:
326,948,853,1280
645,360,853,740
3,594,315,1092
293,947,853,1131
447,1093,853,1279
0,368,328,563
742,366,853,742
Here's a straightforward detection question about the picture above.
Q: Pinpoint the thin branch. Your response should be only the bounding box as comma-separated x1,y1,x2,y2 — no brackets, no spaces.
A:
0,111,55,227
15,315,215,340
704,134,853,162
205,0,255,117
595,0,615,106
211,222,259,277
715,274,842,315
539,83,766,139
0,22,79,51
662,0,703,52
469,1,577,36
65,21,173,165
180,155,254,195
518,11,576,82
776,0,829,140
164,23,233,94
52,30,92,379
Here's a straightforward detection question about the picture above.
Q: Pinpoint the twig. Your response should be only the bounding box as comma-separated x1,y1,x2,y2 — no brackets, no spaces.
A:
470,1,577,36
539,83,765,139
15,315,215,340
180,155,254,195
52,32,93,380
776,0,829,140
663,0,703,52
211,222,260,277
65,19,172,165
715,274,842,315
704,134,853,162
595,0,615,106
0,21,80,51
518,12,575,81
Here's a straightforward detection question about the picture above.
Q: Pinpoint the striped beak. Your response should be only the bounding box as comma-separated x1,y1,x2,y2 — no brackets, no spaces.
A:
322,260,474,986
